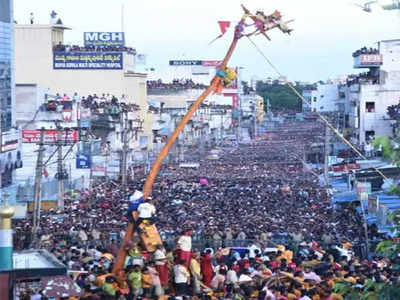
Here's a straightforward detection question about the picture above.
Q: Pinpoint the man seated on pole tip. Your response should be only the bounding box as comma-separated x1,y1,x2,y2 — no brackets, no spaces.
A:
136,197,156,233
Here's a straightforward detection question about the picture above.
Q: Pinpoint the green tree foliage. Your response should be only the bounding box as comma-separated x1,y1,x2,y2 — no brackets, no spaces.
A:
256,81,310,111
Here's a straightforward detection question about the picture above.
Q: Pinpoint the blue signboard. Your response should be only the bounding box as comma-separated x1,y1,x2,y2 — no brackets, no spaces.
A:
76,153,91,169
53,52,123,69
84,32,125,47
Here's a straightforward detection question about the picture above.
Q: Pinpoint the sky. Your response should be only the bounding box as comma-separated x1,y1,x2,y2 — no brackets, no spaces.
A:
14,0,400,82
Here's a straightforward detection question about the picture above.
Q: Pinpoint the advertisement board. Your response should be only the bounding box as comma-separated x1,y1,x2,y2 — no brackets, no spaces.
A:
84,32,125,47
1,130,19,152
354,54,383,67
22,130,79,143
53,52,123,69
169,60,202,66
0,150,23,173
91,156,106,177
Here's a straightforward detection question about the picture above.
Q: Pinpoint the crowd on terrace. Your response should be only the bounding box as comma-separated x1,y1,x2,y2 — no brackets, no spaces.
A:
345,72,379,86
352,47,379,58
147,79,208,91
44,93,140,115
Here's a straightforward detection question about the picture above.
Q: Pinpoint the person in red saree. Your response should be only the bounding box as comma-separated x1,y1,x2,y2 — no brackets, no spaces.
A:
200,249,214,287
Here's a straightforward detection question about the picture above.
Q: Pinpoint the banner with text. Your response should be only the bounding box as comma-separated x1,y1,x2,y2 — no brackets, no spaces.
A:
22,130,79,143
54,52,123,70
84,32,125,47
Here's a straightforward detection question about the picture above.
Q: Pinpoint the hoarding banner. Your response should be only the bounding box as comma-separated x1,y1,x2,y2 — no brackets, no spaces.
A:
84,32,125,47
1,130,19,152
201,60,222,67
22,130,79,143
53,52,123,69
169,60,223,67
91,156,105,177
169,60,202,66
0,150,23,173
359,54,382,65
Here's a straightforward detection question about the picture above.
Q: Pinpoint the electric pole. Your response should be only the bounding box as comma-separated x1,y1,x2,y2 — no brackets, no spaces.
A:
32,127,45,242
324,123,330,187
121,111,129,187
56,120,64,210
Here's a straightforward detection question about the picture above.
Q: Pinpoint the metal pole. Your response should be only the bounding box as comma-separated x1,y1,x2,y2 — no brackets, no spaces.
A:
121,112,129,187
56,121,64,210
359,192,370,258
324,123,329,187
89,141,93,188
32,127,45,241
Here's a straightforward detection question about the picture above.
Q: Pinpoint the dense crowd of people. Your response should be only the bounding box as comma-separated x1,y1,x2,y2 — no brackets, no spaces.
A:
147,79,208,91
14,121,397,299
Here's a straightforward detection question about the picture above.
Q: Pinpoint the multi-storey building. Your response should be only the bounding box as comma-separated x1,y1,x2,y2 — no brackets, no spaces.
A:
345,40,400,145
0,0,21,188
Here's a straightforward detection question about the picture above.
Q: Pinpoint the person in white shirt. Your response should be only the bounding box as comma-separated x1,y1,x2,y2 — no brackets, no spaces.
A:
136,197,156,229
238,271,252,284
174,259,190,296
176,230,192,267
226,267,238,289
153,244,169,287
248,241,261,260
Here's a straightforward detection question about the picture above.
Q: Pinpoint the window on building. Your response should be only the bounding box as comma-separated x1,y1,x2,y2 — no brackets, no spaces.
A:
313,97,317,102
366,102,375,113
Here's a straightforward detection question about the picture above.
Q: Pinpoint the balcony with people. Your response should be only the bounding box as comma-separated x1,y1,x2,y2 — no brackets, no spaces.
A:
42,92,141,122
352,47,382,68
346,71,380,87
147,78,208,95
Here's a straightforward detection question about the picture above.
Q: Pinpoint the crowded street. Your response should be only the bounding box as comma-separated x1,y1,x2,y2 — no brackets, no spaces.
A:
4,1,400,298
12,119,395,299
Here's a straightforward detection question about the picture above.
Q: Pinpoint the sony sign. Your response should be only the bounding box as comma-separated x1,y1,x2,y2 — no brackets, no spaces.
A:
84,32,125,47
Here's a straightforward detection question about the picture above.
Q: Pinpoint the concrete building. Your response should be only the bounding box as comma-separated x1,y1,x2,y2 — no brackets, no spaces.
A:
14,24,153,150
148,90,232,151
344,40,400,145
0,0,21,189
309,84,340,113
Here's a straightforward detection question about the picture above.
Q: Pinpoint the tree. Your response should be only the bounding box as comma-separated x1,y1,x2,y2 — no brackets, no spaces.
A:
255,81,307,111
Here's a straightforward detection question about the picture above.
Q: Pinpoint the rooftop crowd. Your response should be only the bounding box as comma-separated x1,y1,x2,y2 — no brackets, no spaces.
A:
14,120,397,299
44,93,140,115
352,47,379,58
147,79,208,91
